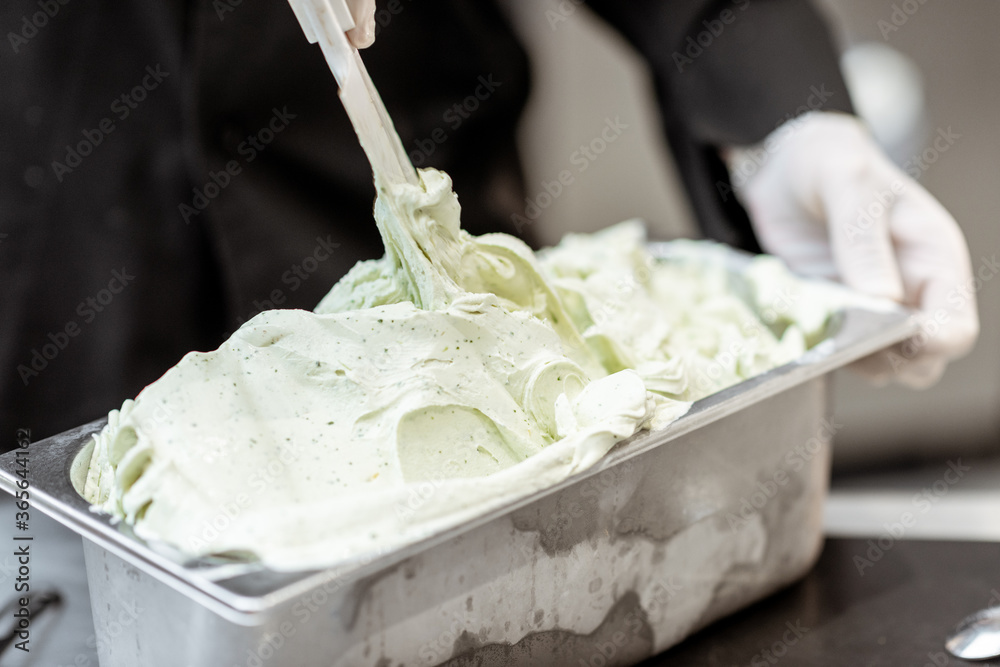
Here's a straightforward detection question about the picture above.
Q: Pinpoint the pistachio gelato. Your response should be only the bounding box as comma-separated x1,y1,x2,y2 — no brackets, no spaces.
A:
83,168,839,570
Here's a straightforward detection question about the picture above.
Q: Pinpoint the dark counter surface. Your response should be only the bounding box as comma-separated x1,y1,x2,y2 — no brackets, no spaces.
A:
645,539,1000,666
2,488,998,666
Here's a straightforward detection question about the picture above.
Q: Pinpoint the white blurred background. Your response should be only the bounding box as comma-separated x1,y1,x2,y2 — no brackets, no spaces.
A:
504,0,1000,470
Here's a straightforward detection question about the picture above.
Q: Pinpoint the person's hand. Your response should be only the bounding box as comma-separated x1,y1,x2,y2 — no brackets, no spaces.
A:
345,0,376,48
725,111,979,388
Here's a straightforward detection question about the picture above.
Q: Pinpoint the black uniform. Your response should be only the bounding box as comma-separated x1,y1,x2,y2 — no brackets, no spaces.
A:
0,0,852,445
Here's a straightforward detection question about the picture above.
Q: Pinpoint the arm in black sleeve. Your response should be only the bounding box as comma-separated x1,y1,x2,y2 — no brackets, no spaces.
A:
584,0,854,249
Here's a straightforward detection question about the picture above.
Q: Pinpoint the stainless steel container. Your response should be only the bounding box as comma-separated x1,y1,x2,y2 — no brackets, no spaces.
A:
0,285,915,667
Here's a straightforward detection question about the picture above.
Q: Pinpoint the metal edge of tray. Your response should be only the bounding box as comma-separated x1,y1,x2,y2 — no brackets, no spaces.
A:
0,306,917,624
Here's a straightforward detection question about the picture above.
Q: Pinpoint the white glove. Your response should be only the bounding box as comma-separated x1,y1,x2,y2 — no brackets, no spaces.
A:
725,111,979,388
345,0,376,48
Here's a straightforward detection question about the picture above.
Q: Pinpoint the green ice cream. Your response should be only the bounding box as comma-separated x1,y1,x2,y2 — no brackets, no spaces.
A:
83,168,837,570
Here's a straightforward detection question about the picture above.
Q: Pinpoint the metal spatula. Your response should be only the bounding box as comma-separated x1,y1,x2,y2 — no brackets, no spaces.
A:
287,0,419,187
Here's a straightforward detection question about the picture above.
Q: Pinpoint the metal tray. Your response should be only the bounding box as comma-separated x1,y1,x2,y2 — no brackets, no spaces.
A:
0,268,917,666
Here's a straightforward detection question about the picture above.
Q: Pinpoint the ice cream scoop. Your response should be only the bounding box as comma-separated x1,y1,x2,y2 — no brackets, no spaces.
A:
287,0,418,187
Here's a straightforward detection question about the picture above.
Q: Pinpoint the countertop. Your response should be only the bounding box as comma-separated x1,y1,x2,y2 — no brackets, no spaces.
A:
646,539,1000,666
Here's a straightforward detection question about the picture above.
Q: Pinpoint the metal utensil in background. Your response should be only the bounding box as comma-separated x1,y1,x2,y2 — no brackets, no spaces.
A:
287,0,419,187
946,605,1000,661
0,588,62,657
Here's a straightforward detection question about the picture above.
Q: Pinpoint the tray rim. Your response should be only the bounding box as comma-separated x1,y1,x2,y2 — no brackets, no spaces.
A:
0,255,919,624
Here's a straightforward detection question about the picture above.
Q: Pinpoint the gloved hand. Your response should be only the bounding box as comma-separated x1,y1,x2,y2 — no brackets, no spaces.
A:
725,111,979,388
345,0,376,48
